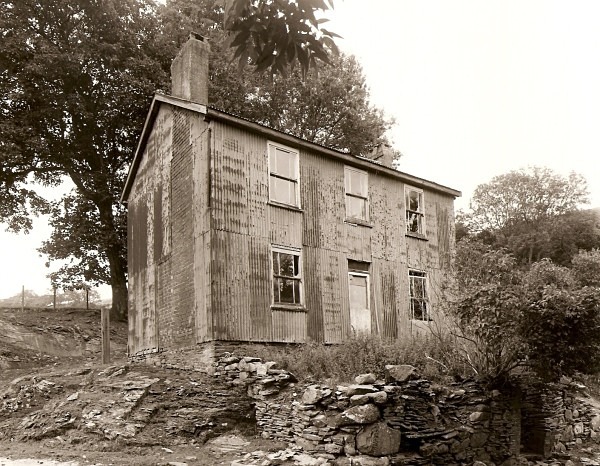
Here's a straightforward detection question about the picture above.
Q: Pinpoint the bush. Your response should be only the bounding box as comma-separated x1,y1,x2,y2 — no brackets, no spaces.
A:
253,333,469,384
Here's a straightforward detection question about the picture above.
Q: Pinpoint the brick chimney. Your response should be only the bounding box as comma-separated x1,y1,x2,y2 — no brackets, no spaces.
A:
171,32,210,104
365,143,397,169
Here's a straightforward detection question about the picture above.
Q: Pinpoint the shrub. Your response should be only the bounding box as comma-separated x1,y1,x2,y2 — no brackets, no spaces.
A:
257,334,468,384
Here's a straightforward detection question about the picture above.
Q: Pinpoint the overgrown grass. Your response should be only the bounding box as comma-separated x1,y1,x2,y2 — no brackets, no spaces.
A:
251,333,472,384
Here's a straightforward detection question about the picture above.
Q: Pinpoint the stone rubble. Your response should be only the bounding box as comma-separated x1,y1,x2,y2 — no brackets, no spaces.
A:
213,353,600,466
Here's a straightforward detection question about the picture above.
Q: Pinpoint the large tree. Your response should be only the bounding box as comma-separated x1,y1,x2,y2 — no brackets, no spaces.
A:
461,167,595,264
0,0,168,319
1,0,391,320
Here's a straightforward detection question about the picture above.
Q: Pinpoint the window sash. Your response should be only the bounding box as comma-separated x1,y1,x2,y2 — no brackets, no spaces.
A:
345,168,368,197
345,167,369,220
272,249,302,305
269,142,299,206
270,175,298,206
405,187,424,234
409,271,429,321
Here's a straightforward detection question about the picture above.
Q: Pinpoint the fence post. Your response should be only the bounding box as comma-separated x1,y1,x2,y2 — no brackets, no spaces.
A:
53,286,57,310
21,285,24,312
101,307,110,364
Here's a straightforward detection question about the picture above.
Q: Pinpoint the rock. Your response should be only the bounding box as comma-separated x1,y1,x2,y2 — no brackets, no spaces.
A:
341,456,390,466
469,411,489,422
355,373,377,385
302,385,328,405
292,452,322,465
67,392,79,401
470,432,488,448
356,422,401,456
346,385,378,396
384,365,417,383
574,422,584,435
339,404,380,426
350,394,371,406
591,415,600,431
369,391,388,404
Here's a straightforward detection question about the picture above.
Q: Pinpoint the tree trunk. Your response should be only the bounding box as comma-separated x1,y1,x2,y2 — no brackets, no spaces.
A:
95,197,128,321
107,243,128,321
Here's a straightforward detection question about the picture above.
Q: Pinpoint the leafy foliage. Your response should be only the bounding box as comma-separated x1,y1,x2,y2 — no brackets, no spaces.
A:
160,1,392,155
38,193,126,289
447,239,600,385
459,167,598,264
223,0,340,76
0,0,166,319
571,248,600,287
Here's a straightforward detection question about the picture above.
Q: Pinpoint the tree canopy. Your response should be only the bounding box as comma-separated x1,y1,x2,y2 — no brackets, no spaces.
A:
460,167,599,264
0,0,391,319
448,239,600,385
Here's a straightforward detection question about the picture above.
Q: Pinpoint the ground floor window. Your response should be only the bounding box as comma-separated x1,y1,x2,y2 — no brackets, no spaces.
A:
272,247,302,305
409,270,429,321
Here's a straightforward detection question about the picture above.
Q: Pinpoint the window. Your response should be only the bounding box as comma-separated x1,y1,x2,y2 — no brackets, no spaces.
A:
268,142,300,207
345,166,369,221
409,270,430,321
405,186,424,235
272,247,302,305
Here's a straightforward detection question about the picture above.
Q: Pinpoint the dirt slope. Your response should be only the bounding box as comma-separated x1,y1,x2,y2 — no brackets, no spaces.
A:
0,308,283,466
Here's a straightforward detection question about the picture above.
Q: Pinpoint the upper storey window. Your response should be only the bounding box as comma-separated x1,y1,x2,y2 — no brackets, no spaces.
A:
268,142,300,207
345,166,369,222
405,186,425,235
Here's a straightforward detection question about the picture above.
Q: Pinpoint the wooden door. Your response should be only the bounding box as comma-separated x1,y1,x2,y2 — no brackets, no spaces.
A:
349,272,371,335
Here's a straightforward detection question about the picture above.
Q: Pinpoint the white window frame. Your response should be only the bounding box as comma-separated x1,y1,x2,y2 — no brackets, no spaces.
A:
408,269,430,321
405,185,425,235
268,141,300,208
271,245,303,306
344,166,369,222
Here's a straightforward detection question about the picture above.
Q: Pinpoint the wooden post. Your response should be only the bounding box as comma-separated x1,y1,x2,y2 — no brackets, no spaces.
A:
101,307,110,364
21,285,24,312
53,286,57,311
86,287,89,310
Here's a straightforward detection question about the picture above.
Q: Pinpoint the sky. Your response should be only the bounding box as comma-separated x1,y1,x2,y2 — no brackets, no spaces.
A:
1,0,599,299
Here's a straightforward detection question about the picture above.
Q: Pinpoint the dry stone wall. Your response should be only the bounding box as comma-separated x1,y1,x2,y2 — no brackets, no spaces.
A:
213,355,522,465
211,353,600,466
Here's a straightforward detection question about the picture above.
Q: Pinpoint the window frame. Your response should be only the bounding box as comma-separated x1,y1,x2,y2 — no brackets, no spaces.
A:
268,141,301,208
405,185,425,236
344,166,369,222
408,269,430,321
271,245,303,307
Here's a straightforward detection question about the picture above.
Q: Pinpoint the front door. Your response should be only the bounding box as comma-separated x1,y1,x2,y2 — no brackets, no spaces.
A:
349,273,371,334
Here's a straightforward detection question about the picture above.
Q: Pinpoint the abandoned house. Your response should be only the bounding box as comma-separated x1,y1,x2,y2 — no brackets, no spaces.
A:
121,34,461,360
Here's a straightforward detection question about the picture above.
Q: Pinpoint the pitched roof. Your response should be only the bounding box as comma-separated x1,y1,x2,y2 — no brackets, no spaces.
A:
121,93,462,202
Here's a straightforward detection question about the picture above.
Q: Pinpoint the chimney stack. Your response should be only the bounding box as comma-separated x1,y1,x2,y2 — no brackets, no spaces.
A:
171,32,210,104
365,143,397,169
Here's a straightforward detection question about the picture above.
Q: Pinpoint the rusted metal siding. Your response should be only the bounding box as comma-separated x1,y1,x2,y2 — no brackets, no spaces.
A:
192,116,212,342
272,309,306,342
127,105,173,356
128,111,456,349
204,119,456,343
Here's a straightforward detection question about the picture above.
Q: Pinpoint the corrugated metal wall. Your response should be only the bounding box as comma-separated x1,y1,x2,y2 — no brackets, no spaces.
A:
206,121,456,344
128,108,456,352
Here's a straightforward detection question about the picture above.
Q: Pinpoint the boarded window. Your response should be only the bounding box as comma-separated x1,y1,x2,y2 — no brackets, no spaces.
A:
269,143,300,207
272,247,302,305
405,186,425,234
345,166,369,221
409,270,429,321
